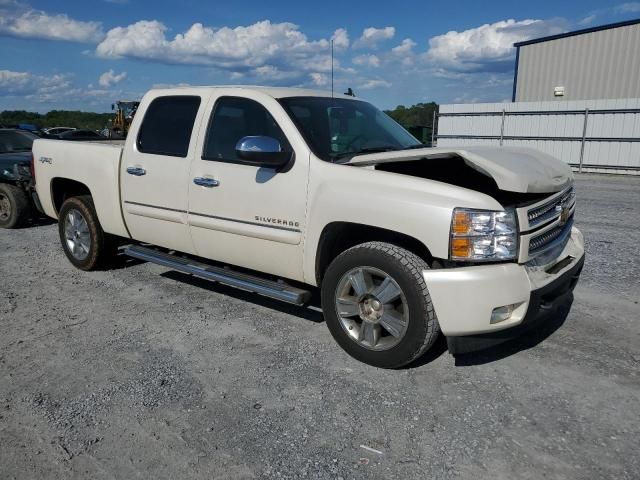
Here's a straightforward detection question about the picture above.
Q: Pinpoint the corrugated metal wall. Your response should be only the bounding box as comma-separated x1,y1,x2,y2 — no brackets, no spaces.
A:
437,98,640,174
516,22,640,102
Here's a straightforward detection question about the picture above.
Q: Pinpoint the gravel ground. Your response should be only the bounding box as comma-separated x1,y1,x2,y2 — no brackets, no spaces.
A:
1,173,639,480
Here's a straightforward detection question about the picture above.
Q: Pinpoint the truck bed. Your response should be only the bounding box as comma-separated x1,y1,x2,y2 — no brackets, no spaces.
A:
33,138,130,238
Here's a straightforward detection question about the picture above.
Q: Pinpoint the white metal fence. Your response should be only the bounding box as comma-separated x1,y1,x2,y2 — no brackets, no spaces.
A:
436,98,640,174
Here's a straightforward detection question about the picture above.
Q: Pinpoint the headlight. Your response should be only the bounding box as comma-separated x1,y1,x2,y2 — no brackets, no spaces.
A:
450,208,518,261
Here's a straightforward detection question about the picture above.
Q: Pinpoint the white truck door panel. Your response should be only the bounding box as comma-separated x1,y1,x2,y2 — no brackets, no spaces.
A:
121,93,207,254
188,92,309,281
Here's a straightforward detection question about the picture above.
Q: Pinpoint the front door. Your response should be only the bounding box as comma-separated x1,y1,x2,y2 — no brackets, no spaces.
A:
187,92,309,281
120,93,206,254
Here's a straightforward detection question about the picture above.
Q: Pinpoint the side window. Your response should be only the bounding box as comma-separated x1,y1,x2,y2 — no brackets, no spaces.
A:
203,97,290,162
137,96,201,157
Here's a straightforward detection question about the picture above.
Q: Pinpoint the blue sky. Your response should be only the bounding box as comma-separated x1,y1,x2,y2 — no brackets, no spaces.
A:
0,0,638,112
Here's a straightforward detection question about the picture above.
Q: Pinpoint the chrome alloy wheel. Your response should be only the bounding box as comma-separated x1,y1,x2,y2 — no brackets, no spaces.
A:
64,209,91,261
334,266,409,351
0,193,10,221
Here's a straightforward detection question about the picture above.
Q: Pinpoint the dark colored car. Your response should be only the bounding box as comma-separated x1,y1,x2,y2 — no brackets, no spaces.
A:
49,129,105,140
0,129,42,228
44,127,76,136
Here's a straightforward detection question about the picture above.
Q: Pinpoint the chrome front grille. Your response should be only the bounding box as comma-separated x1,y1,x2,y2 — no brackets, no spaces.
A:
527,186,575,228
529,215,574,254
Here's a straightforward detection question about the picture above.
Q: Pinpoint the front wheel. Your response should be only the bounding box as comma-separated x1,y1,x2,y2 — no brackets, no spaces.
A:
321,242,440,368
58,195,115,270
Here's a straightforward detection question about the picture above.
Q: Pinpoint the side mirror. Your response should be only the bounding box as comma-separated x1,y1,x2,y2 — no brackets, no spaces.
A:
235,136,292,168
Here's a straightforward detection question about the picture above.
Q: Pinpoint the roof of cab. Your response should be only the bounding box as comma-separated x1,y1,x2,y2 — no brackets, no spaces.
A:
146,85,358,100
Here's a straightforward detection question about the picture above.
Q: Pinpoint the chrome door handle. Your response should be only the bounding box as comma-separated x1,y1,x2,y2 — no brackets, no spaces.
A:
193,177,220,187
126,166,146,176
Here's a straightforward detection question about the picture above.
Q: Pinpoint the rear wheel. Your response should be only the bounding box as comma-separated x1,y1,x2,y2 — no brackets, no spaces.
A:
321,241,440,368
0,183,30,229
58,195,115,270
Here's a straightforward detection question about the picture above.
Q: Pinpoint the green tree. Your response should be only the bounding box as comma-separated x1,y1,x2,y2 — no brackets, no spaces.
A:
384,102,439,144
0,110,113,131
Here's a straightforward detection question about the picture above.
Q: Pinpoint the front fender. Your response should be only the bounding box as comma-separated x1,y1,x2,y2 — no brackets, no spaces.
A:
302,159,503,285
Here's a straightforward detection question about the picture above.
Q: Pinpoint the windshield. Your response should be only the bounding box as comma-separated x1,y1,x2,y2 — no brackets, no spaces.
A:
0,130,36,154
278,97,420,162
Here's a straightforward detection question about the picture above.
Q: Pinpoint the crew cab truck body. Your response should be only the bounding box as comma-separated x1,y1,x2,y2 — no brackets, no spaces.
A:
33,86,584,367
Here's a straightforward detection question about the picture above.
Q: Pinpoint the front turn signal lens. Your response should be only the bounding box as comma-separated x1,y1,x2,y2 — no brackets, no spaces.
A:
449,207,518,261
451,238,472,258
452,211,471,235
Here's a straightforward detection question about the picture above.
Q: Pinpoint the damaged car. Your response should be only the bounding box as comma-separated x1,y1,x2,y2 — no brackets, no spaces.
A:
32,87,584,367
0,128,42,228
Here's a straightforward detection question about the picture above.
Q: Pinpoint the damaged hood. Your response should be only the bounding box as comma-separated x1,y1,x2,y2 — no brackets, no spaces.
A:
348,145,573,193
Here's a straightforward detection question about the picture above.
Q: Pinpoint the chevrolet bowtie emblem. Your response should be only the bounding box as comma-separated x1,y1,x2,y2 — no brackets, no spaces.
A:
557,204,570,226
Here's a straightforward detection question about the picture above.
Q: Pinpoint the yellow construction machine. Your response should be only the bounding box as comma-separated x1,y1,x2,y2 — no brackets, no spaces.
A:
109,100,140,138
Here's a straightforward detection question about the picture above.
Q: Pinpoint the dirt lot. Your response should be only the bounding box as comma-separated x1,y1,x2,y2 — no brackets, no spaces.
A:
1,174,639,480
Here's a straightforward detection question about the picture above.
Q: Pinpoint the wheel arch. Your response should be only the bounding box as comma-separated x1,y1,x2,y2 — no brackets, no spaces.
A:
50,177,93,215
0,178,19,187
314,221,434,285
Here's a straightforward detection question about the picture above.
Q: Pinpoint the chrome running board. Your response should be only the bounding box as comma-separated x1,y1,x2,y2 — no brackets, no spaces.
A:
124,245,311,306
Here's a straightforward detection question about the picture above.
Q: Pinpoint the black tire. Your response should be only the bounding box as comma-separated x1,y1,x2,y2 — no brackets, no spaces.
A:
0,183,30,229
321,241,440,368
58,195,115,271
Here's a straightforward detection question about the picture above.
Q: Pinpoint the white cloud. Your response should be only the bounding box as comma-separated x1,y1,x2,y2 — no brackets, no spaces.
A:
391,38,417,66
309,72,329,86
98,69,127,87
615,2,640,13
0,69,129,110
293,54,336,74
96,19,339,77
353,54,380,68
0,2,103,43
96,20,166,59
426,19,566,73
392,38,416,55
253,65,300,81
353,26,395,49
331,28,349,49
0,69,71,96
577,14,597,26
359,79,392,89
151,82,192,89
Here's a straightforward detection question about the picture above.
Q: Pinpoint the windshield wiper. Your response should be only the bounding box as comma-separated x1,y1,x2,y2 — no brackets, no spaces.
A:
332,145,399,162
402,143,430,150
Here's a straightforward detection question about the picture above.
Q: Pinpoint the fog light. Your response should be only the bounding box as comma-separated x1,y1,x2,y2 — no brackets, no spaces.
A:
491,304,516,324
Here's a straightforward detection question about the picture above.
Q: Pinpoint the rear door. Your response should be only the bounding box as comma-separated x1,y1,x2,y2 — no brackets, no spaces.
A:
187,91,310,281
120,92,207,254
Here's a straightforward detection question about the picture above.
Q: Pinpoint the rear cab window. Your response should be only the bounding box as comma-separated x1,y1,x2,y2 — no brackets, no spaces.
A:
137,96,201,157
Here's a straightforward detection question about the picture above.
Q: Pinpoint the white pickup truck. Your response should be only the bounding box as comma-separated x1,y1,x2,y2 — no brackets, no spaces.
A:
33,86,584,368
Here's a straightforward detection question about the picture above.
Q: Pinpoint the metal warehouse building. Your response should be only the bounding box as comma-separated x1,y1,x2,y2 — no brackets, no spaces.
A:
437,19,640,174
512,19,640,102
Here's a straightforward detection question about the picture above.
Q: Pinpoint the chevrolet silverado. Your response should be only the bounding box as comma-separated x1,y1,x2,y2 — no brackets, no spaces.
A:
32,86,584,368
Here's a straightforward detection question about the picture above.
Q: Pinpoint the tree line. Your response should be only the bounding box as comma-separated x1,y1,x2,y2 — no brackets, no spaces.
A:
385,102,438,127
0,110,113,131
